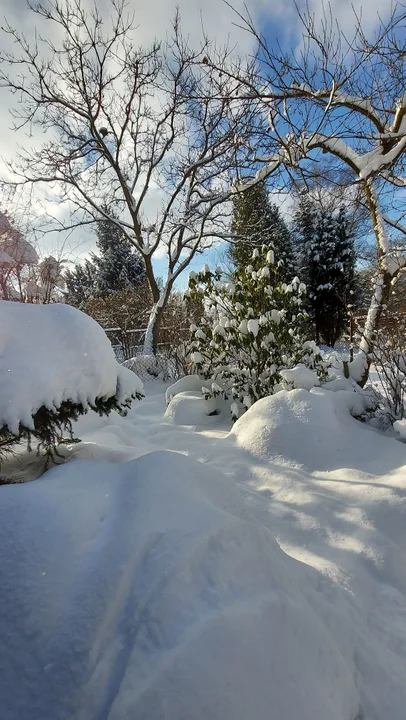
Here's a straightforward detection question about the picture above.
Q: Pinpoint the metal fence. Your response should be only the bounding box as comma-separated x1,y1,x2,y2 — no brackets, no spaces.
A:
105,325,190,382
105,327,146,362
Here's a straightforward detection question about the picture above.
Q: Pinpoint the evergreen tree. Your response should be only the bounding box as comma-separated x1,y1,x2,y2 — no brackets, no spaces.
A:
65,259,98,308
229,181,294,281
92,216,145,295
295,197,356,347
64,216,145,308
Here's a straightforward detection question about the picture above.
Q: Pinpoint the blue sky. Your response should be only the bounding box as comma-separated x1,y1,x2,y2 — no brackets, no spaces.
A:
0,0,397,288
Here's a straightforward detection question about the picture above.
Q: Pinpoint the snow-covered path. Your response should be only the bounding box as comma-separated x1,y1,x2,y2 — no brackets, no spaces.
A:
1,382,406,719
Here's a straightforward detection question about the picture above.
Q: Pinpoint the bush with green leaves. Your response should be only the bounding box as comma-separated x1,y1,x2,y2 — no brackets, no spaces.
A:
186,246,329,420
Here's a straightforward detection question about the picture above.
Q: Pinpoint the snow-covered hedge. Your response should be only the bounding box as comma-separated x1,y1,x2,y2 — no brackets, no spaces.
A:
186,248,329,419
0,301,143,463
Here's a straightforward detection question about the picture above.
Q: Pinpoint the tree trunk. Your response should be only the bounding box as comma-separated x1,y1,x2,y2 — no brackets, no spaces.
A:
0,273,9,300
141,254,166,356
351,180,402,387
355,270,394,387
143,277,173,356
143,302,163,356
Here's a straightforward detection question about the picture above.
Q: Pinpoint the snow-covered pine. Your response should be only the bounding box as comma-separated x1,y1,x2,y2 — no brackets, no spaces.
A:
295,198,356,347
93,215,145,295
65,215,146,308
65,259,98,308
186,248,328,420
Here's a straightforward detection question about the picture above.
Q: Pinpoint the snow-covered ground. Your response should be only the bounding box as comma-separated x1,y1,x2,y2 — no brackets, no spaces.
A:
1,381,406,719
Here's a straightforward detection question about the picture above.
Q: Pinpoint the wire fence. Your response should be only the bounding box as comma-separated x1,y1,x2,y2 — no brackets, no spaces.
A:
107,326,356,384
105,326,190,382
105,327,146,363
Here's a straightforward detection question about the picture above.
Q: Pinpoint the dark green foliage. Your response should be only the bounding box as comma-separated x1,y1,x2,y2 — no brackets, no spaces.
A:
294,197,357,347
64,215,145,308
92,216,145,295
230,181,294,281
65,259,98,308
0,389,143,481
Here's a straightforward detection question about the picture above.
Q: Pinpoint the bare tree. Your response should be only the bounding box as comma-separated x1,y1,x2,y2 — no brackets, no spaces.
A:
0,0,259,353
0,211,38,299
371,316,406,424
24,255,67,303
202,2,406,384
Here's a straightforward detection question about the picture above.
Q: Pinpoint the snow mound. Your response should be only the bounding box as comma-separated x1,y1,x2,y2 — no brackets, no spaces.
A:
393,419,406,440
281,362,319,390
231,388,406,472
122,354,159,380
0,450,359,720
165,374,204,404
0,301,143,434
165,390,222,426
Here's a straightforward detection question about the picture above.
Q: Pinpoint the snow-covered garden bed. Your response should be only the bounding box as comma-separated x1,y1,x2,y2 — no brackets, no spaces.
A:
1,378,406,719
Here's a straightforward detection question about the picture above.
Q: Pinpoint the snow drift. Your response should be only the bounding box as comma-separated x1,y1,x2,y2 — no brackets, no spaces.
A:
0,450,359,720
231,387,406,473
0,301,143,434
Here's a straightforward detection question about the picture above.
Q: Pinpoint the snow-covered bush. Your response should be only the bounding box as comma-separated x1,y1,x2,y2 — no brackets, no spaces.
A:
369,321,406,426
186,247,329,419
156,341,193,381
0,302,143,471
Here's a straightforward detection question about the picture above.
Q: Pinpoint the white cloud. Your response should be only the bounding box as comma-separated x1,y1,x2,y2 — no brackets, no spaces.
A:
307,0,394,37
0,0,396,263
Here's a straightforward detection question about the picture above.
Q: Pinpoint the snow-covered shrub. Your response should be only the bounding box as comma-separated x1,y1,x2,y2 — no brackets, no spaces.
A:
123,345,192,382
0,302,143,472
369,321,406,426
280,363,320,391
186,247,329,419
165,375,205,405
155,341,194,381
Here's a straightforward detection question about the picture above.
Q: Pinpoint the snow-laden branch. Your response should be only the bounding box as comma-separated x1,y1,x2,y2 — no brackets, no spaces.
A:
391,91,406,133
359,135,406,181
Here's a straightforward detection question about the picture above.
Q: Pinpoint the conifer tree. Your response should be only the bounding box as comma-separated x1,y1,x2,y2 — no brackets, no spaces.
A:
230,182,294,281
295,198,356,347
65,216,145,308
65,260,98,308
93,216,145,295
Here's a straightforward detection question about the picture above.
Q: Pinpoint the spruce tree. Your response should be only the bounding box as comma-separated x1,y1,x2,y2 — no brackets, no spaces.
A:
65,259,98,308
230,181,294,281
92,216,145,295
65,216,145,308
295,197,356,347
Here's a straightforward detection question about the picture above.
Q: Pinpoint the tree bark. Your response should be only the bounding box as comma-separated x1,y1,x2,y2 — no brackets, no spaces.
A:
141,254,163,356
143,277,174,356
353,181,402,386
0,273,9,300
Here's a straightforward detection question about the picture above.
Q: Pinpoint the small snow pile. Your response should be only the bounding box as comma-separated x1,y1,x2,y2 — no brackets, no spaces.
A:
0,450,359,720
165,390,216,425
281,363,319,390
165,374,204,405
0,301,143,435
230,388,399,472
393,419,406,441
122,354,159,380
348,351,368,383
164,390,230,426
